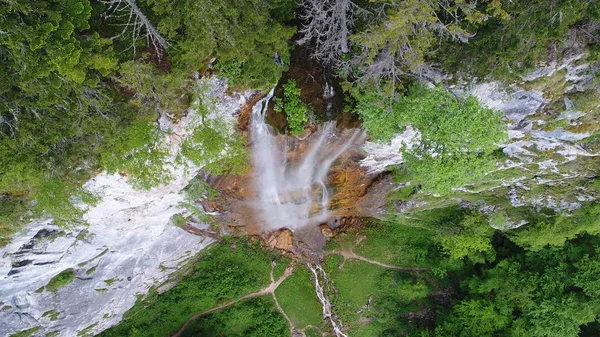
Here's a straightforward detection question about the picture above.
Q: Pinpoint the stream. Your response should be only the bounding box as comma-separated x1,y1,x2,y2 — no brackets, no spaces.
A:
308,263,349,337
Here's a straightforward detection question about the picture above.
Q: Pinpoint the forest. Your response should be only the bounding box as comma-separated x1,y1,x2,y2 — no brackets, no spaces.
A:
2,0,600,336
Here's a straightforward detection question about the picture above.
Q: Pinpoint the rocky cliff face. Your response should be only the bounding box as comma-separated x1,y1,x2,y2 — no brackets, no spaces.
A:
0,78,252,337
1,41,598,336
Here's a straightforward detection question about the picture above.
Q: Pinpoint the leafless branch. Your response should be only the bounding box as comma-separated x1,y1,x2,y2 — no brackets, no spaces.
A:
297,0,356,66
101,0,169,60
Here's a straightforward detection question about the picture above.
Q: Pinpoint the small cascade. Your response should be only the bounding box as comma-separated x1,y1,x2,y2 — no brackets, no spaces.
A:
249,86,362,231
308,263,349,337
324,80,335,118
324,81,335,99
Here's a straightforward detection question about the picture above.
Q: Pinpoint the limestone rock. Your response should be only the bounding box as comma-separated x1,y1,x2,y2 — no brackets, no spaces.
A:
320,224,334,238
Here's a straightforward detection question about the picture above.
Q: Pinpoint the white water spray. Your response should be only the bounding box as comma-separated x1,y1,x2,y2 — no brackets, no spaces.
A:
308,263,349,337
249,86,362,231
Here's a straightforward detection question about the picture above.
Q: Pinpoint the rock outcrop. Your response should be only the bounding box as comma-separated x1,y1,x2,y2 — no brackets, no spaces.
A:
0,77,252,337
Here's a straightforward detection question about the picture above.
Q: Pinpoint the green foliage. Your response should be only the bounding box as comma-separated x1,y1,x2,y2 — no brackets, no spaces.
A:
323,253,434,336
140,0,297,89
354,84,507,194
509,202,600,251
0,0,120,190
32,178,87,227
410,232,600,337
274,267,322,328
346,0,507,90
100,120,171,189
179,82,249,176
45,268,75,292
42,310,60,321
351,90,400,143
170,214,187,227
437,211,496,263
183,175,219,202
99,238,276,337
274,79,310,136
400,86,507,195
389,185,417,201
0,196,28,246
180,297,289,337
181,118,249,176
115,61,189,116
446,298,512,336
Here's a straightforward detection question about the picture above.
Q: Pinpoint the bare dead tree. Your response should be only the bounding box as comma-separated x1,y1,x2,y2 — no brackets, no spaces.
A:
102,0,169,60
297,0,360,66
343,0,491,90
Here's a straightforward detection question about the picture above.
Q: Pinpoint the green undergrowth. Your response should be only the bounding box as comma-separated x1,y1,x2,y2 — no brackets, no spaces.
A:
325,199,600,336
323,255,433,337
98,238,280,337
180,296,289,337
274,79,310,136
275,266,322,329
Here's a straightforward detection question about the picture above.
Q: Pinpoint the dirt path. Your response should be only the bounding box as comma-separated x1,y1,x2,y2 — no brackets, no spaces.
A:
268,264,296,334
171,263,294,337
325,249,431,271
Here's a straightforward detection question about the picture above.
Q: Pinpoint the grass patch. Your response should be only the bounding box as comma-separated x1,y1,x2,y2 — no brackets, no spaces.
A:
77,248,108,267
78,322,98,336
304,326,322,337
104,278,118,286
9,326,41,337
98,238,277,337
275,267,323,329
180,296,289,337
324,256,384,315
42,309,60,321
347,217,444,268
273,257,291,280
324,256,434,336
46,269,75,292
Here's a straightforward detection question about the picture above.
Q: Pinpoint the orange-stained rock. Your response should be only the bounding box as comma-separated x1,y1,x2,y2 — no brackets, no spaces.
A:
267,229,294,251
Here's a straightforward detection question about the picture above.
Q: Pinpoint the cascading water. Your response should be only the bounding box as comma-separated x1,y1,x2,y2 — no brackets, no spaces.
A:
249,86,362,231
250,84,359,336
308,263,349,337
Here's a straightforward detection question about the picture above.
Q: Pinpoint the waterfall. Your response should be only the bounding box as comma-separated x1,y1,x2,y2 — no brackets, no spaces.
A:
249,86,362,231
308,263,349,337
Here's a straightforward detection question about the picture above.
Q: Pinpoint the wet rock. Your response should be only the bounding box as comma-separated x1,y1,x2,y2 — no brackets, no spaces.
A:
266,229,294,251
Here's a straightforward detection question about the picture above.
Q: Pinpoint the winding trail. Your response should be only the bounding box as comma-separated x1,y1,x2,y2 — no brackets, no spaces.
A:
171,248,432,337
171,263,294,337
325,249,431,271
